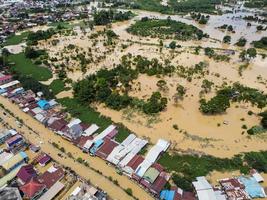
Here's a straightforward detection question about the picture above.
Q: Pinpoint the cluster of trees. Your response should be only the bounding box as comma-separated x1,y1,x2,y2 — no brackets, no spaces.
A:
190,12,210,24
127,0,222,14
253,37,267,49
27,28,56,45
200,83,267,114
235,37,247,47
204,47,230,62
200,88,231,114
24,47,46,59
127,18,208,40
93,10,134,25
239,48,257,61
73,56,170,114
218,24,234,32
223,35,231,43
244,0,267,8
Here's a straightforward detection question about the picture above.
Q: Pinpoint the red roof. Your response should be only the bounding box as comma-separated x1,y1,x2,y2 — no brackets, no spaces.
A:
126,155,144,171
80,123,90,131
38,166,64,188
75,135,93,148
16,164,37,184
0,75,12,82
95,138,118,160
219,178,245,191
49,119,68,131
20,178,45,199
151,163,164,173
150,172,168,195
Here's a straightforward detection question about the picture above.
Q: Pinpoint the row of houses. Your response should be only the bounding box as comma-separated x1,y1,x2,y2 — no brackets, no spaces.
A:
0,72,174,198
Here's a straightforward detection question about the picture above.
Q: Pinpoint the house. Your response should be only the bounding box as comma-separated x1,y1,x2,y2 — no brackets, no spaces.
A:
37,100,50,110
83,124,99,136
38,165,64,189
0,74,12,85
0,80,20,91
0,151,14,166
219,178,250,200
16,164,37,185
150,172,170,196
19,178,46,200
37,153,51,167
90,139,104,156
135,139,170,178
64,123,83,140
0,130,12,144
250,169,264,183
123,155,144,177
38,181,64,200
193,176,220,200
5,134,24,151
0,187,22,200
48,118,68,132
29,144,40,153
141,163,164,187
95,138,118,160
2,151,28,173
160,187,196,200
238,176,266,199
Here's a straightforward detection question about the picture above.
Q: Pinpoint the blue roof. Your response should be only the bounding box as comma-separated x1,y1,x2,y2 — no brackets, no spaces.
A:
19,151,28,159
0,88,6,94
238,176,266,198
94,139,104,148
37,100,50,109
160,190,175,200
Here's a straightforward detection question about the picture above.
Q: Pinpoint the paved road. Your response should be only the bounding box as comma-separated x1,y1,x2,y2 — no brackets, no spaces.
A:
0,96,153,200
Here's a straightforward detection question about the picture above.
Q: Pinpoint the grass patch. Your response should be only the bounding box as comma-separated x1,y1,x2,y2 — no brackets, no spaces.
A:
58,97,130,142
3,32,29,46
9,53,52,81
48,21,72,29
49,79,66,95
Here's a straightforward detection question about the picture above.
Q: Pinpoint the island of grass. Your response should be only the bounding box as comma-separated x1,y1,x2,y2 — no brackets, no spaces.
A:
9,53,52,81
3,32,29,46
49,79,69,95
127,18,208,40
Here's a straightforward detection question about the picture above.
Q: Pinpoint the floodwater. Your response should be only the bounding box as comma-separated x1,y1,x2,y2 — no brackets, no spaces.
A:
0,96,152,200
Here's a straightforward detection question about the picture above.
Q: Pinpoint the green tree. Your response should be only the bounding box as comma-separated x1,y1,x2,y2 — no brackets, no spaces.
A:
223,35,231,44
169,41,176,49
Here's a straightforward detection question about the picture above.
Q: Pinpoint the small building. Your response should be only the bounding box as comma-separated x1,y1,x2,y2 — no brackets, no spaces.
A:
0,187,22,200
124,155,144,177
38,181,64,200
150,172,170,196
16,164,37,185
0,74,12,85
38,165,64,189
5,134,24,150
19,178,46,200
0,130,12,144
37,100,50,110
29,144,40,153
90,139,104,156
2,151,28,173
48,118,68,132
95,138,118,160
192,176,217,200
250,169,264,183
83,124,99,136
37,154,51,167
0,80,20,91
0,151,14,166
238,176,266,199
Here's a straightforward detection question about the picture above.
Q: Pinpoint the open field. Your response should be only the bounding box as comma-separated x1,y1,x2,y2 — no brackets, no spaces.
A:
9,53,52,81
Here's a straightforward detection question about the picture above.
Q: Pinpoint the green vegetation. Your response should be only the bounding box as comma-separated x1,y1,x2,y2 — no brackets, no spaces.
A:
9,53,52,81
239,48,257,61
223,35,231,43
124,0,222,14
200,83,267,114
27,28,56,45
74,55,174,115
191,13,210,24
244,0,267,8
49,79,67,95
127,18,208,40
204,47,230,62
235,37,247,47
93,10,134,25
58,97,130,142
3,32,29,46
159,150,267,191
253,37,267,49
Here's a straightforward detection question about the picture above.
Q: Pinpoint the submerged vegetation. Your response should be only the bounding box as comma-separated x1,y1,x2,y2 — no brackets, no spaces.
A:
73,55,172,115
253,37,267,49
127,18,208,40
93,10,134,25
159,150,267,191
200,83,267,114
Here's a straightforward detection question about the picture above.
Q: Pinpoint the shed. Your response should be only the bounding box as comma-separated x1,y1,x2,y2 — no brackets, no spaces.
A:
37,100,50,110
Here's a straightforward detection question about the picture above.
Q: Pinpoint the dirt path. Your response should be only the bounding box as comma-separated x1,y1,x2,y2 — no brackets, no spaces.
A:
0,96,153,200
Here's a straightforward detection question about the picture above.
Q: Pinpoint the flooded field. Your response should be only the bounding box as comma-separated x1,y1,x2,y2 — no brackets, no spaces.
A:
32,2,267,158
